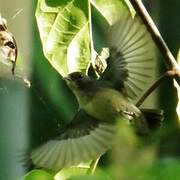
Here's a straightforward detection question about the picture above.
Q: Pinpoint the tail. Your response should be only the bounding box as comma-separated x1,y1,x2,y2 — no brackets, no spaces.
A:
141,108,164,131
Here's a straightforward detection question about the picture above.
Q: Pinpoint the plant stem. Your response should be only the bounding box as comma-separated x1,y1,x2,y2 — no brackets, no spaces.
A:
87,158,100,174
88,0,96,68
136,70,176,107
129,0,180,84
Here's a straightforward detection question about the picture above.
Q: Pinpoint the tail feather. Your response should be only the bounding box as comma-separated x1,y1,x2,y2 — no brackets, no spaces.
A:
141,108,164,130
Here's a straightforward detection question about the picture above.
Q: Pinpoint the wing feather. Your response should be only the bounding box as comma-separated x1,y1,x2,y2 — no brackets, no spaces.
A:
101,9,156,101
31,110,115,171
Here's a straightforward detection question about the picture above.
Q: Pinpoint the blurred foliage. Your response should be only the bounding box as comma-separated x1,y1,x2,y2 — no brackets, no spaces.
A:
23,169,54,180
157,0,180,159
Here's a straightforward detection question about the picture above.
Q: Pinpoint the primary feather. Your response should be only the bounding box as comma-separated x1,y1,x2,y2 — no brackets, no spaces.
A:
101,10,156,101
31,110,115,171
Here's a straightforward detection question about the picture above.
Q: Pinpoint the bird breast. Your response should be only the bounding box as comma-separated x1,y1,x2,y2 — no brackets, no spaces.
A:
84,88,136,122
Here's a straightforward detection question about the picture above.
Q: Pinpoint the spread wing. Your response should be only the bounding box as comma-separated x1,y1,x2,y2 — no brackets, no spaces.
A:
31,110,115,171
100,10,156,101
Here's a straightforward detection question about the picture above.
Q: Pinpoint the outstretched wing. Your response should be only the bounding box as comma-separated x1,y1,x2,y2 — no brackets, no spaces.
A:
31,110,115,171
101,9,156,101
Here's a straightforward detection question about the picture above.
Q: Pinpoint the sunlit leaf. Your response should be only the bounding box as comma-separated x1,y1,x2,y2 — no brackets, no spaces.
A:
35,0,135,77
54,165,90,180
36,0,91,77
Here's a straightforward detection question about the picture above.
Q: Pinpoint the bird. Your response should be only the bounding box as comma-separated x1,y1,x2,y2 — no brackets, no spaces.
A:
30,8,163,172
0,14,17,75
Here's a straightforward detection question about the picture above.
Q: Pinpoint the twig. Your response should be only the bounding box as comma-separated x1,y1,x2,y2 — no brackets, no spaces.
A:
129,0,180,84
136,70,177,107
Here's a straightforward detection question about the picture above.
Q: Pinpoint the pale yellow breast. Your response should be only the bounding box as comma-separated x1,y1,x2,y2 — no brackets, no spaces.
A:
84,88,129,122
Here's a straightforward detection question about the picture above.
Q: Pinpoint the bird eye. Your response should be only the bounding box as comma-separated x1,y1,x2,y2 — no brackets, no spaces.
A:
4,41,16,49
0,25,5,31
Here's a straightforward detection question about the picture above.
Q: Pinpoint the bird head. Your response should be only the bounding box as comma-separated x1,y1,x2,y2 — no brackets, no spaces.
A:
0,15,17,74
64,72,95,106
64,72,92,90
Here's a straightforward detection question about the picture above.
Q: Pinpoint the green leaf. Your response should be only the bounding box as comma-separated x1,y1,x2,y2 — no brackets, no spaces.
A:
145,159,180,179
54,165,90,180
67,174,110,180
36,0,136,77
36,0,91,77
23,169,54,180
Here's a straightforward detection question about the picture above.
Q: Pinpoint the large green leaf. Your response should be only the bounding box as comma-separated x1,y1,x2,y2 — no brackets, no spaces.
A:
36,0,91,77
36,0,134,77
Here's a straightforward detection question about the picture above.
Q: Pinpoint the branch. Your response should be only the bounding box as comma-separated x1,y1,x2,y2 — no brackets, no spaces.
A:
136,70,178,107
129,0,180,85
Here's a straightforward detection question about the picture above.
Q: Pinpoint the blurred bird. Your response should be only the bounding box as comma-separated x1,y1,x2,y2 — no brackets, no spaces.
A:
31,9,163,171
0,15,17,75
